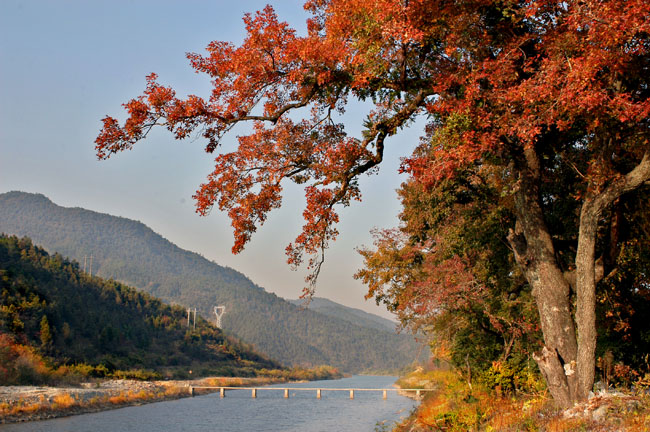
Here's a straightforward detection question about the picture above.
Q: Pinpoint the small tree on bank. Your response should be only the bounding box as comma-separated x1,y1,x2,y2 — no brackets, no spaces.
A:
96,0,650,407
39,315,52,353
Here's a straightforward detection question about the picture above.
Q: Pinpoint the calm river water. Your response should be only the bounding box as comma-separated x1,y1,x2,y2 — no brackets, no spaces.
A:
0,376,416,432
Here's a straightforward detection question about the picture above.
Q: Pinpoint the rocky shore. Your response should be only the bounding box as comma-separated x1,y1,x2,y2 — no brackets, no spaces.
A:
0,376,282,424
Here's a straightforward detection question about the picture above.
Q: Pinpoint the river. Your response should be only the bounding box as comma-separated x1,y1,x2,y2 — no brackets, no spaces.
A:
0,376,416,431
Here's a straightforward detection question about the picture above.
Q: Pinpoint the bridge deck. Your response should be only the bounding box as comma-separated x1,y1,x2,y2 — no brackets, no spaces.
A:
188,386,434,399
193,387,434,391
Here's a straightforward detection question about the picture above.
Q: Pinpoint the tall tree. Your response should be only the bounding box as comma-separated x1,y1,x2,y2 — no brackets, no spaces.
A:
96,0,650,406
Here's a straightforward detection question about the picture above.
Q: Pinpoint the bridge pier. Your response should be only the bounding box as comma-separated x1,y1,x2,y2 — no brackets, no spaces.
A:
349,389,354,399
317,389,321,399
383,389,387,400
220,387,225,398
252,388,257,398
284,388,289,398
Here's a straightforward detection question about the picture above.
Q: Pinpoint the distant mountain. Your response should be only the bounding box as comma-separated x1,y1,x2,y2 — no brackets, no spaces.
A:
0,234,278,377
289,297,398,333
0,191,418,372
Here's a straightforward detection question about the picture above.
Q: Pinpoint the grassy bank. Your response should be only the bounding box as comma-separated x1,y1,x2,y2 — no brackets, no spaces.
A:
392,369,650,431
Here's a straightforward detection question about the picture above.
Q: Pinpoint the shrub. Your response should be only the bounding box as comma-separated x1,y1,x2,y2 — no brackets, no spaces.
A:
480,359,544,395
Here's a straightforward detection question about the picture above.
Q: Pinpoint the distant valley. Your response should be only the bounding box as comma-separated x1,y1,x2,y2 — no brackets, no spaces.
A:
288,297,399,333
0,191,419,372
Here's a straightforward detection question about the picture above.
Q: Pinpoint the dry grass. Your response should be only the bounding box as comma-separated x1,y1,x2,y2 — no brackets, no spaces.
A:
108,392,128,405
163,385,184,397
51,393,76,409
201,375,279,388
9,401,45,416
203,377,243,387
542,416,589,432
0,383,187,422
108,389,162,405
0,396,54,418
624,412,650,432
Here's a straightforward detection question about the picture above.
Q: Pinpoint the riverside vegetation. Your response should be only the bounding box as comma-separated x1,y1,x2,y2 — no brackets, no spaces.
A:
392,367,650,431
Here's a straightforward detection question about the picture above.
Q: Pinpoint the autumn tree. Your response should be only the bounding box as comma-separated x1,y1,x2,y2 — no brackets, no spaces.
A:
96,0,650,407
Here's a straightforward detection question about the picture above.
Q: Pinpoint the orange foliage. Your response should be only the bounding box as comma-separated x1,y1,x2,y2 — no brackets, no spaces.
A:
0,332,51,384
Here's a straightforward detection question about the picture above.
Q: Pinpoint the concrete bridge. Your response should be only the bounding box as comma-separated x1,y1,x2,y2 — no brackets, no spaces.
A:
188,386,435,400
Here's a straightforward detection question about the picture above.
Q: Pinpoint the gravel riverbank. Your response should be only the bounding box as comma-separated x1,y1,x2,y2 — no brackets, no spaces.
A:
0,377,281,424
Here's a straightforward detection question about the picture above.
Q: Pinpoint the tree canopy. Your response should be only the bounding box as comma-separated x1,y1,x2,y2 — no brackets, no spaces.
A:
97,0,650,407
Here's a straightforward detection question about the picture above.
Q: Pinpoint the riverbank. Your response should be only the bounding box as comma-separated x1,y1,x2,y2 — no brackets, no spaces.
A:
392,369,650,431
0,376,289,424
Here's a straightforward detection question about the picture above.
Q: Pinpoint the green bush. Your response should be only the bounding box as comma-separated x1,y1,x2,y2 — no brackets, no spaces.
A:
479,359,544,394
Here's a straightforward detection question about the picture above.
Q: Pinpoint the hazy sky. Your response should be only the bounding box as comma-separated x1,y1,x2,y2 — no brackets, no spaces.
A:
0,0,423,319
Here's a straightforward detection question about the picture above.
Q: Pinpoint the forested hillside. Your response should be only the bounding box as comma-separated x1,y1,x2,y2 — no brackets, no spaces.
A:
0,192,418,372
0,234,278,378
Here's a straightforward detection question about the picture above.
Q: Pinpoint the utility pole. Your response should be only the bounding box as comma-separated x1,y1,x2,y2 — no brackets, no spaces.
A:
89,255,93,277
187,308,191,327
193,308,197,329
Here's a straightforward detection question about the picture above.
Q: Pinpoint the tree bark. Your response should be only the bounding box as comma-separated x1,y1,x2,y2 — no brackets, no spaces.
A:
575,151,650,400
574,207,598,401
508,147,578,408
509,147,650,407
508,217,578,408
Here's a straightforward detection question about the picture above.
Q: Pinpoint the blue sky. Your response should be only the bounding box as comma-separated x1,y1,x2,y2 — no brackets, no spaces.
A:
0,0,422,319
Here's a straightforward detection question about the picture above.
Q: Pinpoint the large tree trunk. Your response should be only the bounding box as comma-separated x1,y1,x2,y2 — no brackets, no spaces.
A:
574,151,650,401
574,206,599,402
511,149,650,408
508,213,578,408
508,147,578,408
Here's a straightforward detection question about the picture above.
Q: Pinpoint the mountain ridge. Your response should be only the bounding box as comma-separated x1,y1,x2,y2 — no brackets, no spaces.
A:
0,191,418,372
289,297,399,333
